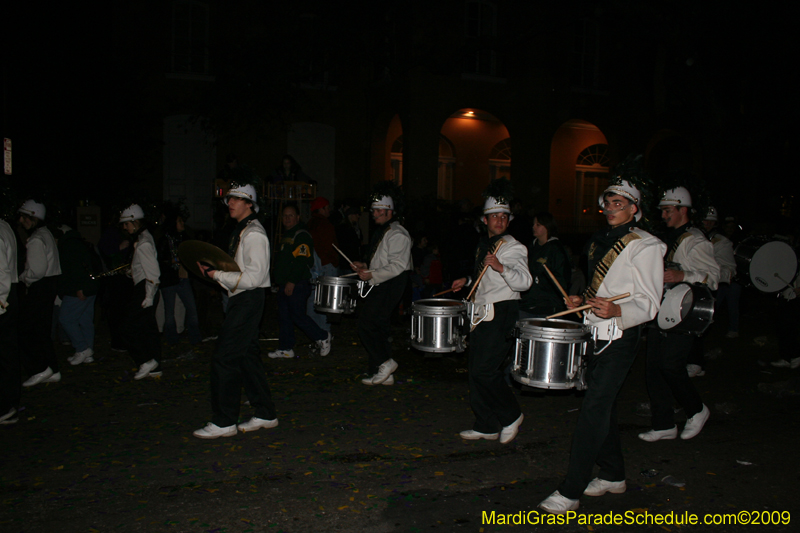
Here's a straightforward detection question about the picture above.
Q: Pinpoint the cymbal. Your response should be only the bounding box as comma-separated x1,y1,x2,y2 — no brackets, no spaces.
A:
178,240,240,279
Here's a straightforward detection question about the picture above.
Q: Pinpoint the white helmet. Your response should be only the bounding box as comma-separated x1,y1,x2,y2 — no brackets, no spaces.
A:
371,195,394,211
482,196,514,220
119,204,145,223
659,187,692,208
704,206,718,221
224,183,259,213
18,199,46,220
598,180,642,222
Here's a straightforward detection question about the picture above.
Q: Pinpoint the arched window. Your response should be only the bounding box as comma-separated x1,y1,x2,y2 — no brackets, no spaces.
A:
575,144,609,230
489,138,511,181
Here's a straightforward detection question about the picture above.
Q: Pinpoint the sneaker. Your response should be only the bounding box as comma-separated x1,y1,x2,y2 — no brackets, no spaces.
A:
638,426,678,442
538,490,579,514
381,374,395,386
70,348,94,366
499,414,524,444
134,359,159,380
584,478,626,497
237,417,279,433
44,372,61,383
268,349,295,359
771,359,792,368
0,408,17,424
361,358,398,385
317,332,332,356
726,331,739,339
681,404,710,440
193,422,237,439
459,429,499,441
22,367,54,387
686,364,705,378
791,357,800,369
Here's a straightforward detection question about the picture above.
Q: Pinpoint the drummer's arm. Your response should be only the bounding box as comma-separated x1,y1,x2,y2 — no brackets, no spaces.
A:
613,240,665,329
680,237,720,290
451,277,470,292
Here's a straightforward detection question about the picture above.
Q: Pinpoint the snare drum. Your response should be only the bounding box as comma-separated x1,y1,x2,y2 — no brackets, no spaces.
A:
511,318,593,390
313,276,359,314
734,237,798,293
410,299,467,353
657,282,715,335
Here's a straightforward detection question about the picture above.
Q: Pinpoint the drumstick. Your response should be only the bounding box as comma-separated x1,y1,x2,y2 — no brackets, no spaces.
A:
433,287,455,297
466,240,505,302
332,243,357,268
774,273,793,287
340,270,373,277
546,292,631,319
543,264,582,318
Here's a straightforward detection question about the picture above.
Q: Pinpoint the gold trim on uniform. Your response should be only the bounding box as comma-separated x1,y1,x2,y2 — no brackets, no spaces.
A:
584,232,641,299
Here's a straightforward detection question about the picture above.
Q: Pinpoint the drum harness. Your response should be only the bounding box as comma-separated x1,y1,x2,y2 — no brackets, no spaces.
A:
466,240,505,329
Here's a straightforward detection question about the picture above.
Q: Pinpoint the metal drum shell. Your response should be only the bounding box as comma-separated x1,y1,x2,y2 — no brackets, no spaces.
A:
411,299,467,353
657,282,715,336
314,276,359,314
512,318,592,390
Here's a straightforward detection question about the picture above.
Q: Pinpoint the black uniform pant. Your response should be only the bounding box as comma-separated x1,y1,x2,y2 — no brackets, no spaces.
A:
559,327,640,499
1,284,21,413
468,300,522,434
20,276,59,375
358,272,408,375
646,328,704,430
210,288,276,428
122,281,162,367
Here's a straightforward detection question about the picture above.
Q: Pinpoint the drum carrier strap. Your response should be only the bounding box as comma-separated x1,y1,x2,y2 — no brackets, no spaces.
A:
584,231,641,355
665,231,693,263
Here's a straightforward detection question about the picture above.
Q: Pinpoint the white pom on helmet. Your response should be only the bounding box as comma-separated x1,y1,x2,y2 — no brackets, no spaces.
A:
598,180,643,222
482,197,514,221
119,204,145,223
659,187,692,208
224,184,259,213
18,199,46,220
704,206,718,221
371,195,394,211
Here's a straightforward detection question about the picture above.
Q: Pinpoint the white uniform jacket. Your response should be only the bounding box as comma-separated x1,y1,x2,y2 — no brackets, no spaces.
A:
472,235,532,309
586,228,666,340
670,227,720,291
19,226,61,287
367,220,413,286
710,232,736,285
131,229,160,304
215,219,271,298
0,220,19,315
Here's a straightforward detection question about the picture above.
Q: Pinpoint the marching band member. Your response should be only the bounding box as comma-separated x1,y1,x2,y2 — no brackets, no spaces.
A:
1,216,21,424
18,200,62,387
352,183,412,386
539,160,665,514
119,204,162,380
639,187,719,442
451,180,532,444
194,183,277,439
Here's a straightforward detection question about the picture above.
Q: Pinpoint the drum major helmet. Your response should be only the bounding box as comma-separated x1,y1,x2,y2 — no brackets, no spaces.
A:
18,199,46,220
659,187,692,208
119,204,145,223
224,183,259,213
704,206,718,221
482,178,514,220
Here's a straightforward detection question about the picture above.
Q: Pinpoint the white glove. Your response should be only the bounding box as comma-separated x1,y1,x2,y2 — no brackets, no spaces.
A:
142,297,154,308
781,287,796,301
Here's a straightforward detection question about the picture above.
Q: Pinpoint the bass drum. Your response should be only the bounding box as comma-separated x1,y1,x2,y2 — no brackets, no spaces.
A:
657,282,715,336
734,237,798,293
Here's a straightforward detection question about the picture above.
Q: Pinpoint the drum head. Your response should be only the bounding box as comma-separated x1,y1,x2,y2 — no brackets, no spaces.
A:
749,241,798,292
413,298,466,311
658,284,692,330
522,318,585,330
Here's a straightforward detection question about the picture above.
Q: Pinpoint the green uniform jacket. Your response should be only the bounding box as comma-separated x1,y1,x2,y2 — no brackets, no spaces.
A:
274,222,315,285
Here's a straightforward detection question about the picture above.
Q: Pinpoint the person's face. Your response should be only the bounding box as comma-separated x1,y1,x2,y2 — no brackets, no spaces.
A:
603,194,636,227
176,216,185,233
282,207,300,229
320,205,331,217
228,196,252,222
18,214,35,231
484,212,509,237
661,205,687,228
122,221,138,234
347,212,360,224
532,218,547,240
372,208,392,225
419,236,428,248
702,219,715,232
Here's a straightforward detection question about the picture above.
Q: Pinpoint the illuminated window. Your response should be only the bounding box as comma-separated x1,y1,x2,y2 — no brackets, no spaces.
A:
170,1,210,75
575,144,609,230
489,138,511,181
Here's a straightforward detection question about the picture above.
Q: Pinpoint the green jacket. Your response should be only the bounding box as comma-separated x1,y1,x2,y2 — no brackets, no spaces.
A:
274,222,315,285
58,229,100,297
